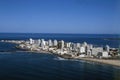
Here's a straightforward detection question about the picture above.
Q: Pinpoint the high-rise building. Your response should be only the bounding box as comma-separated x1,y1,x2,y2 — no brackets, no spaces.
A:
48,39,53,47
53,40,58,47
89,44,93,50
29,38,33,44
73,43,77,51
41,39,46,48
61,40,64,49
66,42,71,48
105,45,110,52
37,39,41,46
76,43,80,48
80,46,85,53
83,42,87,47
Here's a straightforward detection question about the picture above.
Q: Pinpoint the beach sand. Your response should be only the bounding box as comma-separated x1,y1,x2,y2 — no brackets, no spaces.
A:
77,58,120,67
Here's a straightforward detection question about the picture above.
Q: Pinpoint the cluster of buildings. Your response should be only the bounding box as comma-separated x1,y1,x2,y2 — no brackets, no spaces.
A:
18,38,119,58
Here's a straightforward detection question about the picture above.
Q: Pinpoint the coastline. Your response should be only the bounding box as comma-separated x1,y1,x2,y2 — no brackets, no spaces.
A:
55,53,120,67
76,57,120,67
1,40,120,67
15,49,120,67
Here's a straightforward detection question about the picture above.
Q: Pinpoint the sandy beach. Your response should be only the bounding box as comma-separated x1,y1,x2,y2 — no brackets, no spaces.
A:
76,57,120,67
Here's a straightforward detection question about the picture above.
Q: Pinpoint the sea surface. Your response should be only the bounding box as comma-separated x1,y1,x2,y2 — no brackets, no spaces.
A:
0,33,120,80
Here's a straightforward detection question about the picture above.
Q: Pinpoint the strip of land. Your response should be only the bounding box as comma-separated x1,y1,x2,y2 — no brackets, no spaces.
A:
75,57,120,67
1,39,120,67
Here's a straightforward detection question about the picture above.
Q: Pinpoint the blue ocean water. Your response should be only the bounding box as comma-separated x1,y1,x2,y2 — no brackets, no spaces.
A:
0,33,120,80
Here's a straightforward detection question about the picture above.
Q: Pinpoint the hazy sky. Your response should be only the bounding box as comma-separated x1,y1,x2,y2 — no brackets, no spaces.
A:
0,0,119,34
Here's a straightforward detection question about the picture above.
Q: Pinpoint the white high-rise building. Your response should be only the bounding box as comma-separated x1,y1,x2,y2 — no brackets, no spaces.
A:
53,40,58,46
73,43,77,50
89,44,93,50
76,43,80,48
29,38,33,44
61,40,64,49
87,49,92,56
48,39,53,47
66,42,71,48
80,46,85,53
38,39,41,45
41,39,46,48
83,42,87,47
66,43,69,48
106,45,110,52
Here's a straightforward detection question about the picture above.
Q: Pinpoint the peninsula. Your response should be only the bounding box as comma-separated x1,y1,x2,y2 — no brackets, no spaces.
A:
1,38,120,67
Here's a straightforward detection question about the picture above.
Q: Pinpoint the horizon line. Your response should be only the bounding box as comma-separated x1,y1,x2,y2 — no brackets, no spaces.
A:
0,32,119,35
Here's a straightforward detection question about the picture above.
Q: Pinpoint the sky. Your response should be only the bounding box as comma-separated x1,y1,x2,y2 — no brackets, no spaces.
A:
0,0,119,34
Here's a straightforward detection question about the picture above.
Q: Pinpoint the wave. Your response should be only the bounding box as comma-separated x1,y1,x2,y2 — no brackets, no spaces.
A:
53,57,68,61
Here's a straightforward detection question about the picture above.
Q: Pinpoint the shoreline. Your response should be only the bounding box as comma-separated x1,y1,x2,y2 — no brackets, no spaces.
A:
76,57,120,67
15,49,120,67
1,40,120,67
0,47,120,67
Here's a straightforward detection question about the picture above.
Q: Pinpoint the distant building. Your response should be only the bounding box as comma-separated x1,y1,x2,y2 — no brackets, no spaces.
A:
38,39,41,45
57,40,65,49
53,40,58,47
83,42,87,47
76,43,80,48
48,39,53,47
87,49,92,57
102,51,109,58
73,43,77,51
80,46,85,53
61,40,64,49
34,40,40,46
92,47,103,56
105,45,110,52
66,42,71,48
29,38,33,44
89,44,93,50
41,39,46,48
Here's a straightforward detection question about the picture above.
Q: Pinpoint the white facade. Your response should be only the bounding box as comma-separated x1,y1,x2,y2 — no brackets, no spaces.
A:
76,43,80,48
79,54,85,58
106,45,110,52
102,51,109,57
61,40,64,49
89,44,93,49
66,42,71,48
83,42,87,47
38,39,41,45
29,38,33,44
87,49,92,56
80,47,85,53
41,39,46,48
92,47,103,56
48,39,53,47
53,40,58,46
73,43,77,49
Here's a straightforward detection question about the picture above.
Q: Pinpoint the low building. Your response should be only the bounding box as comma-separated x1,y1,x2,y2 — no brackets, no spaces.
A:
92,47,103,56
102,51,109,58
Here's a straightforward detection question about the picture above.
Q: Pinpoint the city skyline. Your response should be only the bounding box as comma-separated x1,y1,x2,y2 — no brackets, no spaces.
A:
0,0,120,34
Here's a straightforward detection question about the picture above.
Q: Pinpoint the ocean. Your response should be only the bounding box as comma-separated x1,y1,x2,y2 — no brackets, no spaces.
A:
0,33,120,80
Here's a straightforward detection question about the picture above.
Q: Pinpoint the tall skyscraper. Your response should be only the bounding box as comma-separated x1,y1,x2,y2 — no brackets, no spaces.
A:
29,38,33,44
41,39,46,48
105,45,110,52
48,39,53,47
53,40,58,47
61,40,64,49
